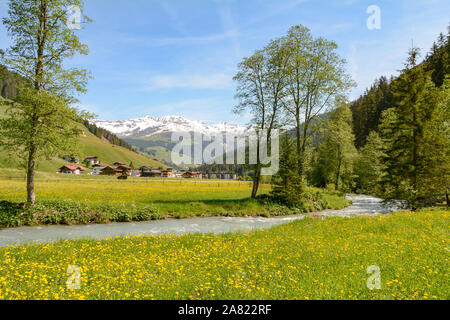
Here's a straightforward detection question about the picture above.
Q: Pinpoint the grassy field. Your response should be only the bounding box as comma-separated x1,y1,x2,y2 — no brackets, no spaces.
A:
0,176,349,227
0,210,447,300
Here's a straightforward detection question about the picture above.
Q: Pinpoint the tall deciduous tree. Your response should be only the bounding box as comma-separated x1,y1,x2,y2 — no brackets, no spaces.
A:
0,0,91,204
234,38,288,198
312,103,357,191
355,131,386,195
417,76,450,195
283,25,354,189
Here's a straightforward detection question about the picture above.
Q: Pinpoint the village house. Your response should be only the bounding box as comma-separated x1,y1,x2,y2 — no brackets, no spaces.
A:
162,167,175,178
84,156,99,166
116,164,132,175
203,172,238,180
183,171,203,179
91,164,107,175
130,170,141,177
174,172,184,178
148,169,163,177
59,165,87,175
100,165,122,176
138,166,153,177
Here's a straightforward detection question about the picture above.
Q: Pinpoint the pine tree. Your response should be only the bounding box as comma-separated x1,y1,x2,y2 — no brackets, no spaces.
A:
425,27,449,87
271,133,303,205
381,47,441,200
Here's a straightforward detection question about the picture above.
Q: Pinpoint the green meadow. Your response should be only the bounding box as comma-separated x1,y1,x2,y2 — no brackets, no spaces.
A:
0,210,447,300
0,176,350,227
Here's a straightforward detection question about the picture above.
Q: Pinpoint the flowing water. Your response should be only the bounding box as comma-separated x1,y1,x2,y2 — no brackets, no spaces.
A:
0,194,404,246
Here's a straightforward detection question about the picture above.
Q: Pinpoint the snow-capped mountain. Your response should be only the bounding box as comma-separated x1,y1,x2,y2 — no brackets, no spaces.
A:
93,115,250,138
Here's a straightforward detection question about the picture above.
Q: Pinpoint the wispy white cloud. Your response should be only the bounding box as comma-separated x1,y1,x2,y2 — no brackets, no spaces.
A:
117,0,310,48
118,30,240,47
217,4,241,58
159,1,186,36
140,73,233,90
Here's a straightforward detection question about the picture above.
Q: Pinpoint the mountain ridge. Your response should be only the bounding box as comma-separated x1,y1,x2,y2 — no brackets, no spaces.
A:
93,115,251,138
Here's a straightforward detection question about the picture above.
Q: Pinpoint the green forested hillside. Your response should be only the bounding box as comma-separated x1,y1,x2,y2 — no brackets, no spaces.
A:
0,65,18,100
351,29,449,148
124,136,181,167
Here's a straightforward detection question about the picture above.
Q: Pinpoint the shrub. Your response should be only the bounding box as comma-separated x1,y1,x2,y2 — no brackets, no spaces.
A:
0,200,164,227
134,205,160,221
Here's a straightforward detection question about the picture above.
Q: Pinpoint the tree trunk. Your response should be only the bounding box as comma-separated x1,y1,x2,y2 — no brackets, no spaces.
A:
295,112,302,177
252,133,262,199
26,143,37,204
412,110,418,190
26,0,48,205
251,165,261,198
298,130,308,180
335,146,342,191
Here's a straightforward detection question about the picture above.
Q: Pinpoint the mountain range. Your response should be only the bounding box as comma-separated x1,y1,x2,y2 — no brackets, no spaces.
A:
92,115,252,168
93,115,250,138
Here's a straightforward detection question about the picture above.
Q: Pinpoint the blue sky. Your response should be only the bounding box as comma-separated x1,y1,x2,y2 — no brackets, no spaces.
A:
0,0,449,123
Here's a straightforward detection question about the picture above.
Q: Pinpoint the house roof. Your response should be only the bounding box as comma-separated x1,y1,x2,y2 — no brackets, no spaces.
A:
60,165,87,171
102,165,122,172
184,171,202,175
93,163,108,168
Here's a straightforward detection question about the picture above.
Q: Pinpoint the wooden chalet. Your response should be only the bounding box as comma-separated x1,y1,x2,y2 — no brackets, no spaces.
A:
100,165,122,176
59,165,87,175
138,166,154,177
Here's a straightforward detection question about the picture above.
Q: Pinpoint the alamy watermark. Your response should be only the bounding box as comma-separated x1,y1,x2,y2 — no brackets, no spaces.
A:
366,265,382,290
171,129,279,176
66,265,81,290
66,5,82,30
366,5,381,30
